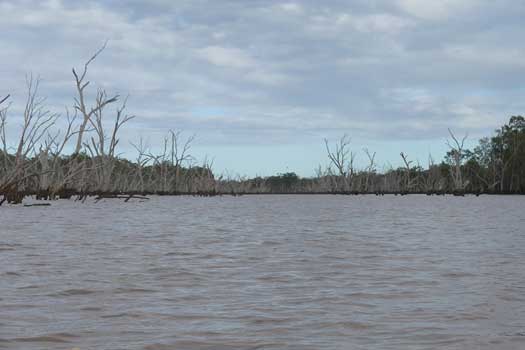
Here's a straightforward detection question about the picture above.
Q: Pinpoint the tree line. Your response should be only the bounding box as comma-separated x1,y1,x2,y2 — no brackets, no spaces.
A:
1,47,524,205
227,115,525,196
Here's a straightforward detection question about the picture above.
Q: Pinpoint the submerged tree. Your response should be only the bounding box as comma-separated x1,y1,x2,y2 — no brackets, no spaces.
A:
324,134,355,192
362,148,376,193
446,128,469,193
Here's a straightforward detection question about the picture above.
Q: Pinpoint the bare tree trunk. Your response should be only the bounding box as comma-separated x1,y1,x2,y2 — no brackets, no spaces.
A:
363,148,376,193
447,129,469,193
72,42,119,155
324,134,354,192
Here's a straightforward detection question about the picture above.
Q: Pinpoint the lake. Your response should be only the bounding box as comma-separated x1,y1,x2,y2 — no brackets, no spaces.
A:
1,195,525,349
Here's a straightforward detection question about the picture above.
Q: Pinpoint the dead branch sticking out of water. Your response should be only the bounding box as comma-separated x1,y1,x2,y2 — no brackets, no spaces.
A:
94,193,150,202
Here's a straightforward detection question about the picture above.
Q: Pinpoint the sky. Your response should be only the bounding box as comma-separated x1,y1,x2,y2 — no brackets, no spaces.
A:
1,0,525,177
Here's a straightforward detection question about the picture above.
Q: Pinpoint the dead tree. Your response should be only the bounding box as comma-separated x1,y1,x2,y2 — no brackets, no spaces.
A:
0,79,58,203
85,94,134,192
144,130,196,193
400,152,418,193
314,165,332,192
72,41,119,155
169,130,195,192
0,95,10,203
363,148,376,193
130,137,151,193
195,156,216,193
146,136,170,193
12,78,57,194
15,77,58,168
40,108,81,195
424,154,442,193
0,95,9,106
381,163,400,193
447,128,469,193
0,95,10,169
324,134,355,192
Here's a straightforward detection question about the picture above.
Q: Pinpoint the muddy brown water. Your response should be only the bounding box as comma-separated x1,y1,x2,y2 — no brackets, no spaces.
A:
1,195,525,349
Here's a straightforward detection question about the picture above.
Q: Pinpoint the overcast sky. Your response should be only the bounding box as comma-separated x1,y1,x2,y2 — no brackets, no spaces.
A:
2,0,524,176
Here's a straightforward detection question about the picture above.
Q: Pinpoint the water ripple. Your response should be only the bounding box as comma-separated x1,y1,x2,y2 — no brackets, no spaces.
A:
1,195,525,349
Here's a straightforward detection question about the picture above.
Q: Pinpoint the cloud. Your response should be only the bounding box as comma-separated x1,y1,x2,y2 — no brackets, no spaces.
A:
277,3,304,15
1,0,524,175
195,46,289,85
196,46,256,70
396,0,475,20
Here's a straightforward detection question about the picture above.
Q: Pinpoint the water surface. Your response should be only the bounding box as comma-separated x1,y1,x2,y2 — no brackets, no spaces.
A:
1,195,525,349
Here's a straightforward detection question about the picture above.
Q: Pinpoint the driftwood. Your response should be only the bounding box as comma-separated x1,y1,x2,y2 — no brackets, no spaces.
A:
94,193,150,202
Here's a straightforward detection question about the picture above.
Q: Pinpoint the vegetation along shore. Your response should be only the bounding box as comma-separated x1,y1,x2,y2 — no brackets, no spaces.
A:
1,47,525,205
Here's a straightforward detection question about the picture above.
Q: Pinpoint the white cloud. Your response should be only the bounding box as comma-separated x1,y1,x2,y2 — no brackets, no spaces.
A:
387,88,438,113
397,0,475,20
278,3,303,15
196,46,256,69
354,14,415,34
195,46,289,86
444,44,525,67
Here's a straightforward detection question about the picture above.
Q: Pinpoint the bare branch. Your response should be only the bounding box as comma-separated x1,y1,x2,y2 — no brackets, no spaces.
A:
0,95,9,106
72,41,119,155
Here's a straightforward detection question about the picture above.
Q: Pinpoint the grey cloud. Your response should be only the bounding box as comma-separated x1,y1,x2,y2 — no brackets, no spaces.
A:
1,0,524,170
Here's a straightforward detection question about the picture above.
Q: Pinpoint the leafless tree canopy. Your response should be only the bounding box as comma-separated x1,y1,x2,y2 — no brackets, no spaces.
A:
0,46,215,204
447,128,469,192
72,41,119,155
